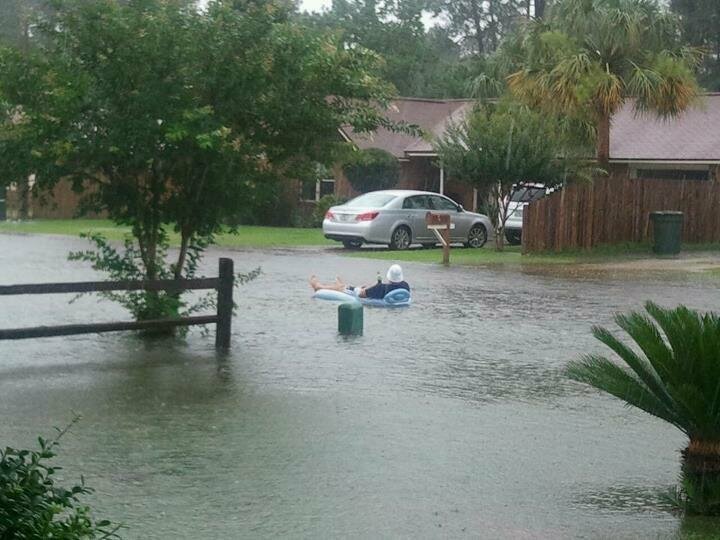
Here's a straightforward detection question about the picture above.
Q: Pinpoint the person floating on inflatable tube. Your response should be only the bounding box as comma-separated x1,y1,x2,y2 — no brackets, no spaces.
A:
310,264,410,299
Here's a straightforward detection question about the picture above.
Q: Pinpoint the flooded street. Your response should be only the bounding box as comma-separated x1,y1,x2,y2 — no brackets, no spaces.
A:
1,234,718,538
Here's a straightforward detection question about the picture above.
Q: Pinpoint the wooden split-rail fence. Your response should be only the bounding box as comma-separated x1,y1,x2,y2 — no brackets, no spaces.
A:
0,257,235,349
522,176,720,253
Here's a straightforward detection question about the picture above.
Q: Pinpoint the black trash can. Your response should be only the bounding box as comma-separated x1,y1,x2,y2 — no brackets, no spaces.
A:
0,199,5,221
650,211,683,255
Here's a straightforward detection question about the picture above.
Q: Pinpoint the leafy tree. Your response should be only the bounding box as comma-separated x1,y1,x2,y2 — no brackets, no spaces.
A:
670,0,720,91
304,0,473,98
0,417,120,539
567,302,720,516
0,0,49,50
0,0,401,321
342,148,400,193
435,101,585,250
507,0,701,167
429,0,526,56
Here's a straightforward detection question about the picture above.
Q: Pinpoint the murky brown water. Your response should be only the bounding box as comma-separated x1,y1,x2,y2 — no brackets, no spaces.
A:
1,234,718,538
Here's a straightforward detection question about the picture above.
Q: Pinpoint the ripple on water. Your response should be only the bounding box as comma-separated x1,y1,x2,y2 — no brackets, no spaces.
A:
1,236,718,538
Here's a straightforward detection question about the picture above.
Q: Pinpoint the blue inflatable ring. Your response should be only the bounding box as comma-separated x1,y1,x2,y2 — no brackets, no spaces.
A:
313,287,411,307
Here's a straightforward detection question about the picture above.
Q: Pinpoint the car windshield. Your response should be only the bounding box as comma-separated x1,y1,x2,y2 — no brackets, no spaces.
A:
510,187,545,203
344,193,397,208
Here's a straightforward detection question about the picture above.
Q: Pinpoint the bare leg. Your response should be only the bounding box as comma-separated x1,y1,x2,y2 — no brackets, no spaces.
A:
310,275,347,292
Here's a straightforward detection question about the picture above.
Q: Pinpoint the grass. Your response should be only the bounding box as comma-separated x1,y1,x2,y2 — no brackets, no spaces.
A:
0,219,332,247
2,219,719,268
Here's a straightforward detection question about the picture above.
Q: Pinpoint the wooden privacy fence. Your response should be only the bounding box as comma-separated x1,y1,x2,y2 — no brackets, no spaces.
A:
0,258,235,348
522,176,720,253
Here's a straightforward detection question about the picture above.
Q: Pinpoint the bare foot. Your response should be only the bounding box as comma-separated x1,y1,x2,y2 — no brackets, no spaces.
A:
309,275,320,290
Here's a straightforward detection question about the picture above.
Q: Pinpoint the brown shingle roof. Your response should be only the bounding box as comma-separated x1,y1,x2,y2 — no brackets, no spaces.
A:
609,94,720,162
341,98,472,158
341,94,720,163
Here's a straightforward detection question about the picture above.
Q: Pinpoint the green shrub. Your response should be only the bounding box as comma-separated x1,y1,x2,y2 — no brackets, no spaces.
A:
0,419,120,539
312,195,348,227
342,148,399,193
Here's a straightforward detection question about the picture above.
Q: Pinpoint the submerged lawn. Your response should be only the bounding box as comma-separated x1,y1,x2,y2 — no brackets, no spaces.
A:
2,219,719,267
347,245,577,265
0,219,331,247
351,241,720,267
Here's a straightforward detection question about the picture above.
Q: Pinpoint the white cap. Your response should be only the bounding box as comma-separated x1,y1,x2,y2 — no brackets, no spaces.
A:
386,264,404,283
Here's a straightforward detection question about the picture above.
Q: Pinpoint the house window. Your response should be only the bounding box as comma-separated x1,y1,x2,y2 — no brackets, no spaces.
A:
635,168,710,181
301,178,335,202
319,178,335,198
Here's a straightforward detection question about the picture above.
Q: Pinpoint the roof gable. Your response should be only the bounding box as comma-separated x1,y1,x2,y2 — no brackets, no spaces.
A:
341,98,472,158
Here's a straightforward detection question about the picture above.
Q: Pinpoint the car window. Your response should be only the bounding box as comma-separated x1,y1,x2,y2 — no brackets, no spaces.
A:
345,193,397,208
402,195,429,209
429,195,458,211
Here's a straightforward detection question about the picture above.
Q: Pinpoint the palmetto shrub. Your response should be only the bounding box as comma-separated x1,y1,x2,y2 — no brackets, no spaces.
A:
566,301,720,515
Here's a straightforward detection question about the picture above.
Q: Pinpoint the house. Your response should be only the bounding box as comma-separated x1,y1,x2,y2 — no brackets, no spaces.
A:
303,98,481,211
305,94,720,211
8,94,720,221
606,93,720,181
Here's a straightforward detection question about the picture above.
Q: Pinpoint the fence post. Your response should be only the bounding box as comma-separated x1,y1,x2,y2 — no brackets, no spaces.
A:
215,258,234,349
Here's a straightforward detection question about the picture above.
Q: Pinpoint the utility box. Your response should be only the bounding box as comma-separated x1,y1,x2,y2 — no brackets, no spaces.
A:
338,302,363,336
650,211,683,255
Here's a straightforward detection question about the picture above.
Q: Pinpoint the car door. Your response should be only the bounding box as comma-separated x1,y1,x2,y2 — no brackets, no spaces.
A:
401,195,432,241
428,195,464,241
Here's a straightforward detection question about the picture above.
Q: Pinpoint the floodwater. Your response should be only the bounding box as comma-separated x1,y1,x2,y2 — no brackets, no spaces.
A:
1,234,719,539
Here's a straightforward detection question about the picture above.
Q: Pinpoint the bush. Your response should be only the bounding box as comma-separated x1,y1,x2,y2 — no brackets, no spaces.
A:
312,195,348,227
0,418,120,539
342,148,399,193
566,302,720,516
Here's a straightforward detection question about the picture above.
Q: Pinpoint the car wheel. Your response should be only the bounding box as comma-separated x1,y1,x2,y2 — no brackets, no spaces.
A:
465,224,487,248
389,226,411,250
342,239,363,249
505,230,522,246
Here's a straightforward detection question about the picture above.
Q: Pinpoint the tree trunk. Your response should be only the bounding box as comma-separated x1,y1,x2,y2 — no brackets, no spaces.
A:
596,112,611,169
681,440,720,515
471,0,484,55
174,229,191,280
495,224,505,251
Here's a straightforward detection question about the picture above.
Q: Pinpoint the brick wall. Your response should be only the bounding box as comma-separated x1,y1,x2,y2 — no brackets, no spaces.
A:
6,179,105,220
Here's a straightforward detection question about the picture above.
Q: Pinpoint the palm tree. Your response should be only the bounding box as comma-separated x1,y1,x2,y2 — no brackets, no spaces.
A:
566,301,720,515
507,0,701,167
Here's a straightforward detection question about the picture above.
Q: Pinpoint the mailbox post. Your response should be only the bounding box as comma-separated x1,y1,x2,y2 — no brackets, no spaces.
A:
425,212,453,265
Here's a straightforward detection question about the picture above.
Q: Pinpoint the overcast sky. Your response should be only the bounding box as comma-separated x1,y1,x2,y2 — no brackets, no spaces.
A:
300,0,331,13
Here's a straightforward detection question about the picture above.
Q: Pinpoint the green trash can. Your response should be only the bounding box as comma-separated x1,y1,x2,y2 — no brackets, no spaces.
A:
650,211,683,255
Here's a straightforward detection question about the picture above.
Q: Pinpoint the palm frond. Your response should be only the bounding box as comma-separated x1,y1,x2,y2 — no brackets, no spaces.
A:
566,302,720,441
592,321,675,411
566,354,685,433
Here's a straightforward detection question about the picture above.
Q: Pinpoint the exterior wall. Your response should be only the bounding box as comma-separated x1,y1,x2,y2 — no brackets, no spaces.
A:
608,162,720,182
6,179,105,220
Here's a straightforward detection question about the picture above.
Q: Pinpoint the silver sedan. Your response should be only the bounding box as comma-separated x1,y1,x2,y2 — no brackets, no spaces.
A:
322,190,493,250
